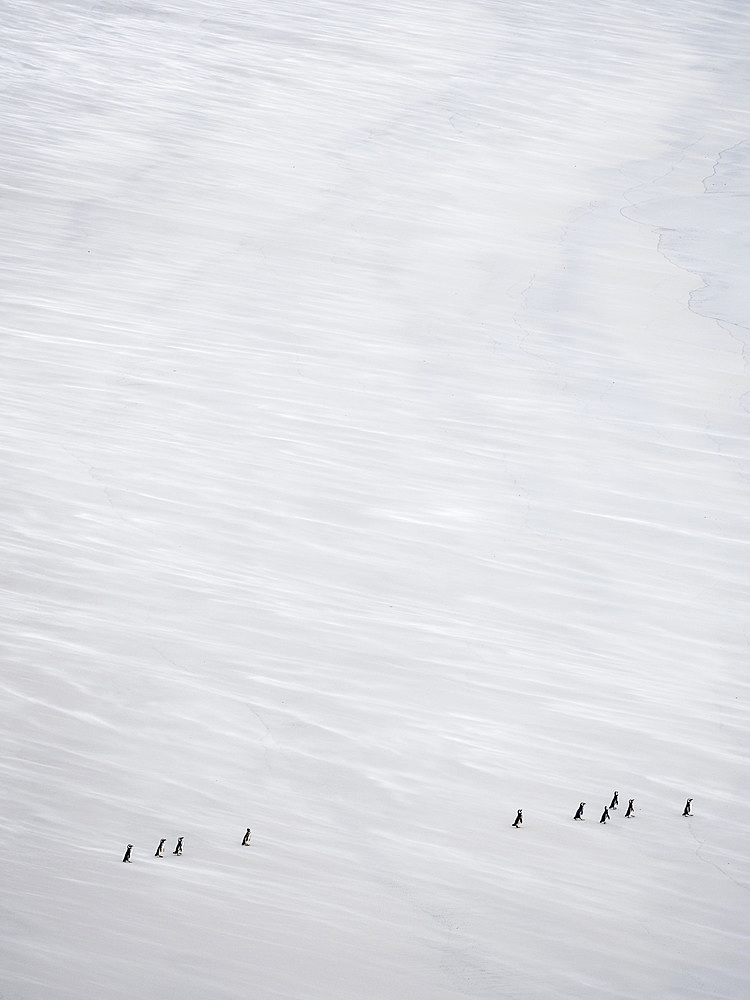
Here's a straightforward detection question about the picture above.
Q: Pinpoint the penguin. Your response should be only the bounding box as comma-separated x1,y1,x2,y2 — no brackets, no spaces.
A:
155,838,166,858
625,798,635,818
600,806,610,824
512,810,523,828
683,798,693,817
241,828,252,846
122,844,133,863
173,837,184,855
574,802,585,821
609,791,619,810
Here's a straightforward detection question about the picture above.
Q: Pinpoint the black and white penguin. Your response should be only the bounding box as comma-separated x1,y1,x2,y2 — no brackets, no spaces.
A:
155,838,166,858
173,837,184,855
600,806,610,824
682,798,693,817
122,844,133,863
625,798,635,818
574,802,586,821
242,828,252,846
512,810,523,828
610,791,619,810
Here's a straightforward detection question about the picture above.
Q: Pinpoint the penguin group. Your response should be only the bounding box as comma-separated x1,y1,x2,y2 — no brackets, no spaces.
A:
509,795,694,829
122,799,697,861
123,836,184,863
122,830,251,863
